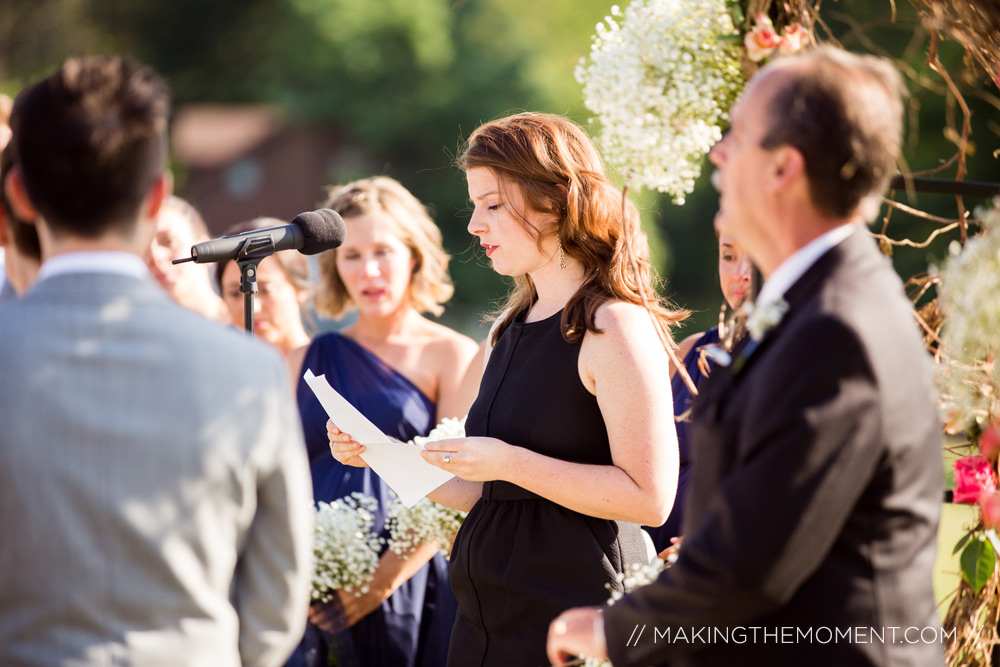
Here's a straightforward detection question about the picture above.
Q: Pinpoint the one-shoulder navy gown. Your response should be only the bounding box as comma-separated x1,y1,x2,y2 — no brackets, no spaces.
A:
287,331,456,667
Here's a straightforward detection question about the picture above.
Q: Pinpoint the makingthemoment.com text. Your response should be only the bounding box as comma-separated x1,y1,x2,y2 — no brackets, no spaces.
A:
624,625,959,647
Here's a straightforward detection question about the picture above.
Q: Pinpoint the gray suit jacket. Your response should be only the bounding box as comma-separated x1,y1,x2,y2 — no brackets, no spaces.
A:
0,272,314,667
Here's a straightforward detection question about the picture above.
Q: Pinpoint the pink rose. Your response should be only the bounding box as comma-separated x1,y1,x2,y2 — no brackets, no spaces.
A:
779,24,809,55
745,15,780,63
954,455,998,504
980,424,1000,461
982,492,1000,529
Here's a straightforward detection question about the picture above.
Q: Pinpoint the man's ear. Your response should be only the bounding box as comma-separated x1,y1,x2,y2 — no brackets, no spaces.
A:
144,173,169,221
5,167,39,223
769,147,805,193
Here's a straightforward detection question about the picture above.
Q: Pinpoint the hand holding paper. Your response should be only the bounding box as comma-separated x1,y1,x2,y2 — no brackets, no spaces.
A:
303,370,454,507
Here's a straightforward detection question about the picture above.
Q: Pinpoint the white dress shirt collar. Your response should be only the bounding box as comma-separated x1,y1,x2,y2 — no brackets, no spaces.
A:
757,223,858,307
37,251,150,282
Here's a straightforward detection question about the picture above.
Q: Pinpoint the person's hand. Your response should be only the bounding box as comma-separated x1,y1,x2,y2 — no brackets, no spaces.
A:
658,535,683,563
420,436,511,482
336,586,385,628
307,597,349,634
327,420,370,468
546,607,608,666
308,585,386,632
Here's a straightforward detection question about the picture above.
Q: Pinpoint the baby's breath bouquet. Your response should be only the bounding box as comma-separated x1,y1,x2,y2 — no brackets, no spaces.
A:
409,416,466,450
935,199,1000,665
937,201,1000,435
386,417,468,557
606,558,670,604
385,494,467,558
575,0,746,203
582,558,670,667
311,492,384,603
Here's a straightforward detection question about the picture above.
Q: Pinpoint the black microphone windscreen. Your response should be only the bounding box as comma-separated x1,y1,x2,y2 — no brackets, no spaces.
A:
293,209,346,255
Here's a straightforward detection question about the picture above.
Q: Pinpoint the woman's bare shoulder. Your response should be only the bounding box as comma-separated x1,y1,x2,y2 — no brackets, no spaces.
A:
592,300,660,338
420,318,479,363
286,342,310,387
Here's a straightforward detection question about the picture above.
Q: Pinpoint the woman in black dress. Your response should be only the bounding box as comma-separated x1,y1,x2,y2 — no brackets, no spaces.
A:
330,112,683,666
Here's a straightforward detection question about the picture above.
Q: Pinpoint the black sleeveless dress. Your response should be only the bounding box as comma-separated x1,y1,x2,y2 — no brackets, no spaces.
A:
447,308,649,667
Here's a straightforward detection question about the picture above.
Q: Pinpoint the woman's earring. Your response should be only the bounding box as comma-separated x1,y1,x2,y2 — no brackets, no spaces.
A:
558,240,567,270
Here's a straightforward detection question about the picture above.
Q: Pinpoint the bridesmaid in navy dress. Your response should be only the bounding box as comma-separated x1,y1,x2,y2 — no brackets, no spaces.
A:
331,113,684,666
287,176,478,667
643,228,752,553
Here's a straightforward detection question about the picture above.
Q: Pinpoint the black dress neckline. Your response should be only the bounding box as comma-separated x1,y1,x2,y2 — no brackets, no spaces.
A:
512,305,564,328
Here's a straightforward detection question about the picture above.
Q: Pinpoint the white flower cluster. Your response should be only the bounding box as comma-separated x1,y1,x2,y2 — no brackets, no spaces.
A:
575,0,746,203
936,199,1000,432
311,492,384,603
385,494,468,558
606,558,669,603
409,416,466,449
387,417,469,557
742,297,789,342
583,558,670,667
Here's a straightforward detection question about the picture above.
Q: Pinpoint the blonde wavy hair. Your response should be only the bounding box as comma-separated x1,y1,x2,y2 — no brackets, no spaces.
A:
458,112,687,345
315,176,454,318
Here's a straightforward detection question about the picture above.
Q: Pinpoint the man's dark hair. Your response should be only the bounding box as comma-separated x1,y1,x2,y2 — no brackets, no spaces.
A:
10,56,169,238
0,141,41,261
760,46,904,220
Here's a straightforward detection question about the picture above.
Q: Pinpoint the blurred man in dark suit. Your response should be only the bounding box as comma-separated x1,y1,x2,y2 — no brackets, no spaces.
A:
549,45,943,667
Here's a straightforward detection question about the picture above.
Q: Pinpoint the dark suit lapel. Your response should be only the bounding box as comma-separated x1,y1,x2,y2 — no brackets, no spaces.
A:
691,227,863,425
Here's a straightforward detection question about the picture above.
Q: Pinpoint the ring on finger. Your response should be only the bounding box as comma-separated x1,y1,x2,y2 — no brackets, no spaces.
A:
443,455,452,464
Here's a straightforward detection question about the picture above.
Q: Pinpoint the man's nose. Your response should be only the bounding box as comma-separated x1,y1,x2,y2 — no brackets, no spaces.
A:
708,137,727,167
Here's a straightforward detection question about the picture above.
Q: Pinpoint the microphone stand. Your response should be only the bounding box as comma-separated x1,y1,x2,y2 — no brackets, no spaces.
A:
235,236,278,337
172,236,280,338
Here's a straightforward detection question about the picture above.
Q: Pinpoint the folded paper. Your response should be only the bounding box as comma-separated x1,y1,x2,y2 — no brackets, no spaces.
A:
303,369,454,507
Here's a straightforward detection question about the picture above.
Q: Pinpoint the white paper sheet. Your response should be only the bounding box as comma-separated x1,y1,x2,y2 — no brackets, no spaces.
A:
303,369,455,507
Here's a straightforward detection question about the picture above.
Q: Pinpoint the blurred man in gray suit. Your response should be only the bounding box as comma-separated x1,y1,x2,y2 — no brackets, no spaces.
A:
0,56,313,666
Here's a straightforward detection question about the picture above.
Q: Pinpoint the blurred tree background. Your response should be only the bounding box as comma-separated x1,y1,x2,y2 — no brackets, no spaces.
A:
1,0,998,339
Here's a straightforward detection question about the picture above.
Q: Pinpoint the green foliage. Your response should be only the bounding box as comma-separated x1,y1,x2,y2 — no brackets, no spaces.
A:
955,528,975,555
961,535,996,594
0,0,616,332
725,0,746,28
654,0,1000,340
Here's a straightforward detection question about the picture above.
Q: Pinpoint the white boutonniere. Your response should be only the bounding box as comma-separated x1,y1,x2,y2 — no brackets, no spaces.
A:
697,297,789,373
741,298,789,342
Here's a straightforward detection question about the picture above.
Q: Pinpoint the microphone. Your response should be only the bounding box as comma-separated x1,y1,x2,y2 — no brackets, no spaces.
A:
172,209,346,264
